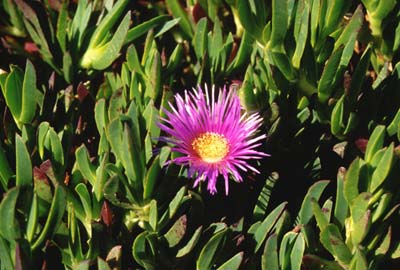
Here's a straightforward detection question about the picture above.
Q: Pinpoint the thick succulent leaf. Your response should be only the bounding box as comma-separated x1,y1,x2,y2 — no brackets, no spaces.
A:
216,252,243,270
0,187,21,241
320,224,352,267
298,180,330,225
176,226,202,258
262,234,279,270
31,185,66,250
19,60,36,124
365,125,386,163
196,229,227,270
16,134,32,186
253,202,287,252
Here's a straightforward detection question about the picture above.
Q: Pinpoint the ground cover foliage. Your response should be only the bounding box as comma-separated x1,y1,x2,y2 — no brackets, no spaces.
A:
0,0,400,269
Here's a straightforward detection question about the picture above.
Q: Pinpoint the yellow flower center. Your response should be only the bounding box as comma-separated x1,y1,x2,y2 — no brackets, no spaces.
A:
191,132,229,163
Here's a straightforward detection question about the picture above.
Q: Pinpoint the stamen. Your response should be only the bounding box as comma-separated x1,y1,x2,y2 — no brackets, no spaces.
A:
192,132,229,163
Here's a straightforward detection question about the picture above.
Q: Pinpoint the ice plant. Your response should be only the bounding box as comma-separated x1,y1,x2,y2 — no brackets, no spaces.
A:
158,85,268,195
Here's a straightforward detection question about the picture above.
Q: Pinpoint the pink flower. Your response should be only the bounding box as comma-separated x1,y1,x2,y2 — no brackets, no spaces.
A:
158,85,268,195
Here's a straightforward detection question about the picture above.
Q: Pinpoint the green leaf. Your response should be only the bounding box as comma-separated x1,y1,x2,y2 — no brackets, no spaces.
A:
94,153,109,201
108,89,125,121
33,165,52,203
279,231,297,270
253,202,287,252
262,234,279,270
349,45,372,103
165,0,194,38
75,183,92,221
143,101,160,138
253,172,279,221
0,72,7,96
176,225,202,258
120,122,143,193
391,240,400,259
364,125,385,163
37,122,50,158
197,229,227,270
32,185,66,250
216,252,243,270
0,187,21,241
269,0,288,51
269,51,296,81
208,19,223,64
298,180,330,225
237,1,266,41
56,0,68,53
155,18,181,37
394,21,400,52
163,215,187,247
324,0,347,36
26,193,38,242
144,49,161,100
166,43,184,74
370,143,394,192
19,60,36,123
143,156,161,199
238,79,258,111
339,32,357,68
95,99,108,133
372,0,396,22
344,158,361,204
142,31,155,66
226,30,254,72
193,18,208,59
47,128,65,172
349,248,368,270
334,168,348,229
292,0,310,68
0,142,13,189
97,257,111,270
372,193,392,223
127,47,144,77
70,0,92,49
4,66,23,121
106,118,123,158
0,236,13,269
334,5,363,50
320,224,352,267
310,0,320,47
16,134,32,186
86,11,131,70
331,95,345,138
132,232,156,268
75,261,90,270
149,200,158,231
343,112,358,136
3,0,25,37
88,0,129,47
62,52,73,83
75,144,96,186
318,47,344,103
290,233,305,270
375,226,392,256
159,186,186,229
125,99,143,151
125,15,169,44
350,192,371,245
372,62,390,89
312,199,329,231
15,0,57,71
387,108,400,136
